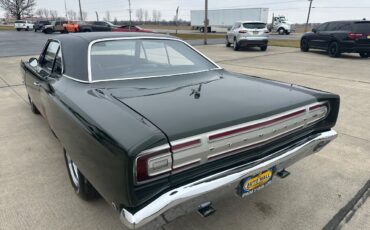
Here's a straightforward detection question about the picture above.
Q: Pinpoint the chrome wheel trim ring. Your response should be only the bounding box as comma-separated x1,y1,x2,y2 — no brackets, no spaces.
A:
66,153,79,187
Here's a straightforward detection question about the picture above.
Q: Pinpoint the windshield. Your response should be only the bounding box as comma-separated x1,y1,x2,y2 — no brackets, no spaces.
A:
242,23,266,29
90,39,217,81
354,22,370,33
106,21,115,26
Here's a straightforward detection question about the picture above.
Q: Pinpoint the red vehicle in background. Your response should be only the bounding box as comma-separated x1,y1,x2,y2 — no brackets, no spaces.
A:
63,21,80,33
112,25,152,33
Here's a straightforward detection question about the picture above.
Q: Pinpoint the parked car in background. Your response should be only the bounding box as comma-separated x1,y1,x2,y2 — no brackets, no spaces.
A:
63,21,80,33
21,32,339,229
14,20,34,31
112,25,152,32
42,20,68,34
300,20,370,58
226,21,269,51
34,20,50,32
79,21,114,32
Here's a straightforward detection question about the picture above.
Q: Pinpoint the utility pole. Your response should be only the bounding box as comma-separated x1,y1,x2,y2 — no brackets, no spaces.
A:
78,0,83,21
175,6,179,35
128,0,132,28
95,11,99,21
204,0,208,45
305,0,313,32
64,0,68,20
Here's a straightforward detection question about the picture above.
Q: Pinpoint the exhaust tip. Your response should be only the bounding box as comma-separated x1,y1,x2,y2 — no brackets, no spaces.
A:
198,201,216,217
277,169,291,179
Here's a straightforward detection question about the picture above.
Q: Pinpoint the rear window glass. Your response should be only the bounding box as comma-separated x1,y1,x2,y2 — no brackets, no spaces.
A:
354,22,370,33
242,23,266,29
90,39,217,81
15,20,25,23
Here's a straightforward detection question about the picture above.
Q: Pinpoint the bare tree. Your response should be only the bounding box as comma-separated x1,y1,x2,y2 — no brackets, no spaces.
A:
35,8,43,18
42,8,49,19
0,0,36,19
82,11,88,21
104,11,111,22
113,17,118,25
144,10,149,22
135,8,143,22
157,11,162,22
49,10,58,20
152,10,157,23
67,10,77,20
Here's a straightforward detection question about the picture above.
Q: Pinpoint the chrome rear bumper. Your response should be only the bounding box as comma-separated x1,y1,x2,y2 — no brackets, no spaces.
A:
120,129,337,229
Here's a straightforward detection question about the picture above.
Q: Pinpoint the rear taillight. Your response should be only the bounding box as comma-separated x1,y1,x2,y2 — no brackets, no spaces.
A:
239,30,247,33
307,102,329,124
348,32,363,40
135,145,172,183
135,139,202,183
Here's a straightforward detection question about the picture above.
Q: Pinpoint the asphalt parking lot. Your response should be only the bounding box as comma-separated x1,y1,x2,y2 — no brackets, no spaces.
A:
0,38,369,229
0,30,300,57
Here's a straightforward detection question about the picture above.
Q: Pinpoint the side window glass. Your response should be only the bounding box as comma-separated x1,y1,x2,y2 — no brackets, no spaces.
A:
337,22,351,31
53,49,63,75
326,22,341,31
316,23,327,32
41,41,60,72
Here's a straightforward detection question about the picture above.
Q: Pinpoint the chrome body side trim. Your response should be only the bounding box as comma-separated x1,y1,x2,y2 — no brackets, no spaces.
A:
121,129,338,229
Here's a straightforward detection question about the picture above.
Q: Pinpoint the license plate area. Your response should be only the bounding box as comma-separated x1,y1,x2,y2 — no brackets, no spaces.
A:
238,168,274,198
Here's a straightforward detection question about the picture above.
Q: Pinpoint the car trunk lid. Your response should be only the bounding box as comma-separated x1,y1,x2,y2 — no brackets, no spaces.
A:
106,70,318,142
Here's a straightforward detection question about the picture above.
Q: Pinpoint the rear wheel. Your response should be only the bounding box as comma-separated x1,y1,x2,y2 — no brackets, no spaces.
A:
28,95,40,114
260,45,267,51
44,28,53,34
328,41,341,58
64,151,100,201
233,39,240,51
16,28,21,31
359,52,369,58
225,36,231,47
26,27,29,31
300,39,310,52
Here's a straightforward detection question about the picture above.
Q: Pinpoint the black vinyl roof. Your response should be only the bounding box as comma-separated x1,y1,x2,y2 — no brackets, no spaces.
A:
53,32,175,82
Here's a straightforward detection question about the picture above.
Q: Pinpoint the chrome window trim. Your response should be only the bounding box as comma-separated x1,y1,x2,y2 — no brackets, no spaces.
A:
87,37,223,83
63,74,90,83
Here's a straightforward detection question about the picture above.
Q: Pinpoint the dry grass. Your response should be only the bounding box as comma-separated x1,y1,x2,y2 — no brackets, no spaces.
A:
0,25,13,30
141,25,191,30
170,33,225,40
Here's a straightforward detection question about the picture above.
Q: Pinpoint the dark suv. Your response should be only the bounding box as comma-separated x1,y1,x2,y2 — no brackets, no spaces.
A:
300,20,370,58
34,20,50,32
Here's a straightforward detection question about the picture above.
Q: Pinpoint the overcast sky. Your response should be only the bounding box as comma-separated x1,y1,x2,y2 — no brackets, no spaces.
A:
2,0,370,23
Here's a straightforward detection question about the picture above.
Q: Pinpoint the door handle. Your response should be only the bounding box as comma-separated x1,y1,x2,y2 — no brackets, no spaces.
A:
33,81,40,87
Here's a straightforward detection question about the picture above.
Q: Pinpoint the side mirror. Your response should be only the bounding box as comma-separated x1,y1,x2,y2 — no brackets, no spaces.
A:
29,57,38,67
312,28,317,33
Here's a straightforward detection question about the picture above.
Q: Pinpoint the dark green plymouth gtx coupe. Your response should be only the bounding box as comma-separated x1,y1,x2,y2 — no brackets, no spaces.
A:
21,32,339,228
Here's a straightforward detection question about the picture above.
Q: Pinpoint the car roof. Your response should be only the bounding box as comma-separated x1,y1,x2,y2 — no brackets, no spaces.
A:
51,32,175,82
236,21,265,24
